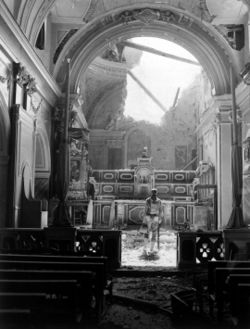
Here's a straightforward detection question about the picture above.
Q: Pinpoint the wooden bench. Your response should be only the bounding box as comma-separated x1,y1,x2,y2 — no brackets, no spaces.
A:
207,260,250,319
0,279,84,320
0,255,110,316
0,253,111,292
227,274,250,320
0,270,94,322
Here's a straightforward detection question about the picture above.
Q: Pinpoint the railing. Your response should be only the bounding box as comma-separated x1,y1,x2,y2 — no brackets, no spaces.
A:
0,228,224,269
0,228,121,270
176,231,224,268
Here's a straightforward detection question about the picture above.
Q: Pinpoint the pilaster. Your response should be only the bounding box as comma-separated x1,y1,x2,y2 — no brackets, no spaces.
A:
214,96,233,229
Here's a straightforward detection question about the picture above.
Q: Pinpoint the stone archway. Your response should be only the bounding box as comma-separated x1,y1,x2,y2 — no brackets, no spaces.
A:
53,5,235,97
51,3,239,230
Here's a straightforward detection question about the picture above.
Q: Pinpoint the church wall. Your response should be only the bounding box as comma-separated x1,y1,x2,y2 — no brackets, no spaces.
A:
121,81,199,170
89,130,124,170
0,102,10,227
0,5,60,228
0,51,11,227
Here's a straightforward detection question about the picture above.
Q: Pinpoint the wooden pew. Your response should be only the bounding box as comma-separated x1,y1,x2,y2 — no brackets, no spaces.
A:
0,279,83,320
227,274,250,320
0,256,109,316
209,266,250,319
0,254,110,287
207,260,250,318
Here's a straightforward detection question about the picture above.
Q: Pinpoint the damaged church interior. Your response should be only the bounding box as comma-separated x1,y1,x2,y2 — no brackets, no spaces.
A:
1,0,250,328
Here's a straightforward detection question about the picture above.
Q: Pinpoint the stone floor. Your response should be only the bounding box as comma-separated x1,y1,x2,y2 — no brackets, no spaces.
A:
100,272,250,329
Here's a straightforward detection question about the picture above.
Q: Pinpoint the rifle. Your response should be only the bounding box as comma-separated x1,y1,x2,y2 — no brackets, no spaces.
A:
157,219,160,250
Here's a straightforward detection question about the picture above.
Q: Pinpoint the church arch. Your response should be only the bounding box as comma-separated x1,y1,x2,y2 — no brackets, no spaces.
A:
53,5,236,96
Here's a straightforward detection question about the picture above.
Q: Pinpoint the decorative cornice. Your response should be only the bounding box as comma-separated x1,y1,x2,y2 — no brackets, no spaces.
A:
0,1,61,105
53,8,196,67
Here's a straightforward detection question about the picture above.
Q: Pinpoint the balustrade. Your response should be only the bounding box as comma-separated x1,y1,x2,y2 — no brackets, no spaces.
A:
177,231,224,268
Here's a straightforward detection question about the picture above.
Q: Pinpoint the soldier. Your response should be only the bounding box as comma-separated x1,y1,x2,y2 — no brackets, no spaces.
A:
141,188,163,254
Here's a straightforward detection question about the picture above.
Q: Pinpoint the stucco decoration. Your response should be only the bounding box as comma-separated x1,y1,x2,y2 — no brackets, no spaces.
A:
16,66,38,95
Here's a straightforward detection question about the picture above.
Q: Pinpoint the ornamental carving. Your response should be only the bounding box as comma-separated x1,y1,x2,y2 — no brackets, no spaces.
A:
16,66,30,87
133,8,160,25
160,10,177,23
117,8,191,27
16,66,37,94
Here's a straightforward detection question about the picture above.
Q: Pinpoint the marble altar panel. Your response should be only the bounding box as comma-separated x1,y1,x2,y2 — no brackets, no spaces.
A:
117,183,134,198
99,183,116,195
154,171,172,183
99,170,116,182
117,170,134,182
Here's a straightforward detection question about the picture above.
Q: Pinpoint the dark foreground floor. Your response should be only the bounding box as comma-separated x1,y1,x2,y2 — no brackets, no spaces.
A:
1,271,249,329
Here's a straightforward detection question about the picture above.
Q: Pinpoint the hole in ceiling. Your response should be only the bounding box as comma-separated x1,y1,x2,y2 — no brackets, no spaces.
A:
124,37,202,125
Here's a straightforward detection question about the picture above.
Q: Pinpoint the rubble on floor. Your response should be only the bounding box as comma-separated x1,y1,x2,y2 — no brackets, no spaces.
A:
121,229,177,267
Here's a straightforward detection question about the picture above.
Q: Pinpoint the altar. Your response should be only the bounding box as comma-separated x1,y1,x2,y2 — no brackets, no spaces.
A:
65,152,216,232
